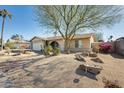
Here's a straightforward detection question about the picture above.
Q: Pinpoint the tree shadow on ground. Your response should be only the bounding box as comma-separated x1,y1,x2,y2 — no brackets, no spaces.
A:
22,55,59,75
22,57,45,67
110,53,124,59
0,56,47,74
31,51,43,55
75,67,98,81
21,57,48,75
33,76,48,85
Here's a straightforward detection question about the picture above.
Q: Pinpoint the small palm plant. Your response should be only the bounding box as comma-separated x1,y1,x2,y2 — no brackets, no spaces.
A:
0,9,12,51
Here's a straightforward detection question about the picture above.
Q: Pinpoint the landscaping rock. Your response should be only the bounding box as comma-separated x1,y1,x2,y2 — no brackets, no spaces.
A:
79,64,103,74
91,58,104,63
4,79,14,88
89,53,97,57
75,54,86,62
82,51,89,57
0,71,6,78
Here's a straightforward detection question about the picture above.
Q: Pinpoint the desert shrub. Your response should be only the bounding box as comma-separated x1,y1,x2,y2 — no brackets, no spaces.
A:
5,41,14,49
53,48,60,55
102,77,121,88
5,47,11,54
44,45,53,55
99,42,112,53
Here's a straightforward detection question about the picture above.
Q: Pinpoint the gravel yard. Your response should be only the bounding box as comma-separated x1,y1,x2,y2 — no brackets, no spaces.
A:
0,53,124,88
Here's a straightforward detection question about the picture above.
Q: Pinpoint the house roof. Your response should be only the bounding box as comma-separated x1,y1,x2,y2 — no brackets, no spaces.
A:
30,33,96,41
30,36,46,41
46,33,96,40
116,37,124,41
9,39,30,44
73,33,96,39
46,36,62,40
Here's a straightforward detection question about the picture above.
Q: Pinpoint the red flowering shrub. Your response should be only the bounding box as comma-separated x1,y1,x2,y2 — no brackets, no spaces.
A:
99,42,112,53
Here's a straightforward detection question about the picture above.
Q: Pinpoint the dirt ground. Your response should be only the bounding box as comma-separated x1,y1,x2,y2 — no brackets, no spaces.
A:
0,52,124,88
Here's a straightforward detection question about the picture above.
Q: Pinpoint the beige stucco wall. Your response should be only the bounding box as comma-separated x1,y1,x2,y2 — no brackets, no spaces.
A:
49,39,64,51
69,38,90,48
49,38,91,52
82,38,91,49
69,38,91,52
90,36,94,46
49,38,90,52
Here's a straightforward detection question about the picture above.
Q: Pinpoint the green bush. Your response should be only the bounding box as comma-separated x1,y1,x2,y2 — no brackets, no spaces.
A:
44,45,53,55
5,47,11,54
53,48,60,56
5,41,14,49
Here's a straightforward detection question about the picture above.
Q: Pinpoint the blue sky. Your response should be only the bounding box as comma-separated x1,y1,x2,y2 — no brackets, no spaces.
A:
0,5,124,42
0,5,52,42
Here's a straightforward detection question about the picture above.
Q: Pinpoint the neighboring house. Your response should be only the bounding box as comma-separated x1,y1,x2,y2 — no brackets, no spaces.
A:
115,37,124,56
9,39,31,49
30,33,96,52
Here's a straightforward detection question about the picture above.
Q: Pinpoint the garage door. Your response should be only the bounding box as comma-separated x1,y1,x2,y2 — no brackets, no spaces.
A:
33,42,42,51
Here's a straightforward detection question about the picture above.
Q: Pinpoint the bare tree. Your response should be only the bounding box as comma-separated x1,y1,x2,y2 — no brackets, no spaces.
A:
95,32,104,42
34,5,123,53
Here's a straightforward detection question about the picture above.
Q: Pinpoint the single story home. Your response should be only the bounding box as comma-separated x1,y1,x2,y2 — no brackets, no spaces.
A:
30,33,96,52
9,39,31,49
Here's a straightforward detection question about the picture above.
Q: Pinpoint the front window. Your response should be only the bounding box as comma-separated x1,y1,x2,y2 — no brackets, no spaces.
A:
75,40,82,48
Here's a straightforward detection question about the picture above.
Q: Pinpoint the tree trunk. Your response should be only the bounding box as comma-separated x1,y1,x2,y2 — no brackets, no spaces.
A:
64,39,71,54
1,17,6,51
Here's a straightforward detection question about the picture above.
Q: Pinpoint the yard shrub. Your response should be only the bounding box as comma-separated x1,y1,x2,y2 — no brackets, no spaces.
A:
5,41,14,49
102,77,121,88
44,45,53,55
99,42,112,53
53,48,60,56
5,47,11,54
